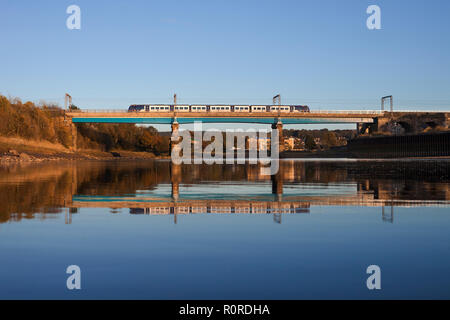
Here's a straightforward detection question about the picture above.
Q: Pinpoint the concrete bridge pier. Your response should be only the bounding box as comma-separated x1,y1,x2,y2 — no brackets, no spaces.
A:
170,120,180,154
271,120,284,153
356,123,363,135
356,122,378,135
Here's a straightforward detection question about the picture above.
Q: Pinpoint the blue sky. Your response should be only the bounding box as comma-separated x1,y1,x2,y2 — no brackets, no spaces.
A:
1,0,450,113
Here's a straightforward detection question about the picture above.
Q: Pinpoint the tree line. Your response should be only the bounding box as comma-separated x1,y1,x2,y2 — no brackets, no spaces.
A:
283,128,356,150
0,95,170,155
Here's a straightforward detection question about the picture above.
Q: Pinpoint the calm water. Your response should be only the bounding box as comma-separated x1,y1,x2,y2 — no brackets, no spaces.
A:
0,159,449,299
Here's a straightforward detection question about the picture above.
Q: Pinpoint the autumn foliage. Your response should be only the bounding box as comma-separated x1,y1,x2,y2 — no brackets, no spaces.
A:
0,95,169,155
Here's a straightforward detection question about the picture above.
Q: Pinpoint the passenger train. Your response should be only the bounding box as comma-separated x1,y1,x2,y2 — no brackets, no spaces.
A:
128,104,310,113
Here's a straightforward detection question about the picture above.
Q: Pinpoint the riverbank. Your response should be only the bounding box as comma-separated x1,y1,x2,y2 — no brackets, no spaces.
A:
282,132,450,159
280,147,349,159
0,136,166,166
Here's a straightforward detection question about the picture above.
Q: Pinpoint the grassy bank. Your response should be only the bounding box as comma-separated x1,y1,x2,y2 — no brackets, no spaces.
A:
0,95,170,163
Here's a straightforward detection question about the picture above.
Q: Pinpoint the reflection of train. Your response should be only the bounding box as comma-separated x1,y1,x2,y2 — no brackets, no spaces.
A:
129,205,310,215
128,104,310,113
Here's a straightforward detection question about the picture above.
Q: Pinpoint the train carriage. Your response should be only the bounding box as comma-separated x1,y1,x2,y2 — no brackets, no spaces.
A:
128,105,146,112
293,105,310,112
270,105,291,113
128,103,310,113
210,105,231,112
233,105,250,112
191,105,207,112
174,105,190,112
149,105,170,112
250,105,267,113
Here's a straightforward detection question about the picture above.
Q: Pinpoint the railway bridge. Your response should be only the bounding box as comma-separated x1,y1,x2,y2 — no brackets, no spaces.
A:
65,109,382,151
65,108,450,153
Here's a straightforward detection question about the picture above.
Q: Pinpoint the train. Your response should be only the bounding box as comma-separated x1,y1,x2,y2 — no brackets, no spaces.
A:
127,104,310,113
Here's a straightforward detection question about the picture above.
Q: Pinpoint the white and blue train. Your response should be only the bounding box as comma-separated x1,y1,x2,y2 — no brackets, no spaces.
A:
128,104,310,113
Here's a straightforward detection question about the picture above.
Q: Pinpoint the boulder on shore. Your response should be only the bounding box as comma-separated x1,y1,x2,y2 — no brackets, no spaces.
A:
19,153,31,161
9,149,19,156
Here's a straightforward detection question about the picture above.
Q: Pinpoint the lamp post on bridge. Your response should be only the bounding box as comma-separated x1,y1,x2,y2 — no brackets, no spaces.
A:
272,94,284,153
273,94,281,118
173,93,177,117
65,93,72,110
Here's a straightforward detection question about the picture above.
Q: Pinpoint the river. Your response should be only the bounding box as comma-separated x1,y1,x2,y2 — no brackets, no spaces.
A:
0,159,449,299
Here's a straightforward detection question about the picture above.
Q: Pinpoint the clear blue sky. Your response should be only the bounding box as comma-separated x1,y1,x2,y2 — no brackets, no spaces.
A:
1,0,450,112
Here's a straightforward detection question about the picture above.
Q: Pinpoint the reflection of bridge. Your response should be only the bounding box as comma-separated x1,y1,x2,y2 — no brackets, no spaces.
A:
57,160,450,225
70,194,449,210
68,192,449,225
67,162,450,225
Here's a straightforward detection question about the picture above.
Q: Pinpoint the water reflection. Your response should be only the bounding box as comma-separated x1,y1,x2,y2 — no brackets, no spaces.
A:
0,159,449,225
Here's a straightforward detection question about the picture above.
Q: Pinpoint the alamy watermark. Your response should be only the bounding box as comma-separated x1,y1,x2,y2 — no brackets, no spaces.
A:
66,5,81,30
367,5,381,30
366,265,381,290
65,5,381,31
66,265,81,290
171,122,280,175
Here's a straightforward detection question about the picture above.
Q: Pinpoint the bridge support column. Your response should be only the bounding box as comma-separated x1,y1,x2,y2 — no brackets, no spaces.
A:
71,122,77,151
170,120,179,154
271,121,284,154
356,123,363,135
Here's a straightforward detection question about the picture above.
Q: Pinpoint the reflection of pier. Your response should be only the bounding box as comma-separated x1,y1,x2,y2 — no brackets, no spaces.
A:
169,163,286,201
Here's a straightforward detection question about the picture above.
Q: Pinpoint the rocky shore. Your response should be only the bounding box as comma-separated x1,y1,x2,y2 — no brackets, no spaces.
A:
0,149,166,166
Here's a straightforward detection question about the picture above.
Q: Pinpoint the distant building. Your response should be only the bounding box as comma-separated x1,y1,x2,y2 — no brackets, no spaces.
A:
285,137,295,150
283,136,306,151
248,137,270,151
